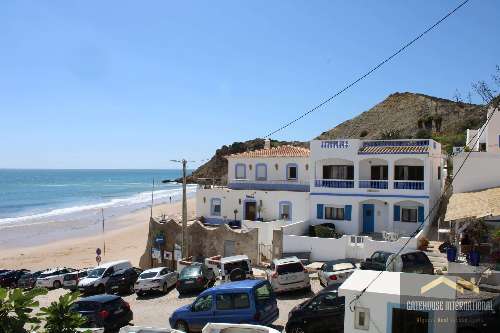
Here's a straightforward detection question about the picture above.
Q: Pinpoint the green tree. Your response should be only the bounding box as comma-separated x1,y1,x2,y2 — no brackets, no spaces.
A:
39,291,88,333
0,287,47,333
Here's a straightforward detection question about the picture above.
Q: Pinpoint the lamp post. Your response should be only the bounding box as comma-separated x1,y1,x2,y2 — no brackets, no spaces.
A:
170,159,189,258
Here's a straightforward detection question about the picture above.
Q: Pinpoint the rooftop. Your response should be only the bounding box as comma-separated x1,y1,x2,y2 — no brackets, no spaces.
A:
445,186,500,221
226,145,310,159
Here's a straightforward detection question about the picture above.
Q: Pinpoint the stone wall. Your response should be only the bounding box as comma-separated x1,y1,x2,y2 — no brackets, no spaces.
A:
139,218,259,269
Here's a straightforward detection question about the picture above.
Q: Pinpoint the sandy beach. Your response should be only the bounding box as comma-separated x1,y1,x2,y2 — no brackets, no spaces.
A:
0,198,195,271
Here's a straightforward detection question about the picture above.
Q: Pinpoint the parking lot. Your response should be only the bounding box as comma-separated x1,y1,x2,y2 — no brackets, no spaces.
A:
35,279,322,331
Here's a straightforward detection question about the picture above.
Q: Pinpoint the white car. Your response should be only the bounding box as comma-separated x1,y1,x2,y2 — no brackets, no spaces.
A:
318,259,358,287
266,257,310,293
202,323,281,333
78,260,132,295
134,267,178,295
36,268,76,289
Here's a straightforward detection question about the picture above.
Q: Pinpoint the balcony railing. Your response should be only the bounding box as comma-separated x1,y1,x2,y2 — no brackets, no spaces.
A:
228,179,310,192
362,140,430,147
393,181,424,190
358,180,388,189
315,179,354,188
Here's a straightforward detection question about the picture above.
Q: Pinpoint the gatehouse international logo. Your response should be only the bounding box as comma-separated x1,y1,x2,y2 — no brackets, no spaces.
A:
420,276,480,295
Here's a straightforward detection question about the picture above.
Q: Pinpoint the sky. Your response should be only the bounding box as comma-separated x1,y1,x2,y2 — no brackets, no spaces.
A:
0,0,499,169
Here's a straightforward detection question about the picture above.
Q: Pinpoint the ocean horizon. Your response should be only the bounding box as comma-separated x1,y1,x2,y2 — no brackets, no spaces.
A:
0,169,195,225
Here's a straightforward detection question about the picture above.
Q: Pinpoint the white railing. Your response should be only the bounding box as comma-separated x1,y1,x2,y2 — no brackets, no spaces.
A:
358,180,388,189
393,180,424,190
230,179,309,185
314,179,355,188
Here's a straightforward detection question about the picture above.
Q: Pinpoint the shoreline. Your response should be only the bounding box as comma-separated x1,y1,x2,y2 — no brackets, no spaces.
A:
0,198,196,270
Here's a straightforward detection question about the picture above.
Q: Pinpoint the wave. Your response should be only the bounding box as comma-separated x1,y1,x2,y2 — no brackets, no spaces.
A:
0,185,197,226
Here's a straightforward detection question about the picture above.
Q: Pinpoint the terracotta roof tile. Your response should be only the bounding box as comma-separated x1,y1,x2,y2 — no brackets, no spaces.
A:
226,145,310,158
358,146,429,154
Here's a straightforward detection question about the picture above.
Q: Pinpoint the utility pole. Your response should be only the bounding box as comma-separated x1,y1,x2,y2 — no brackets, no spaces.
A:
181,159,188,258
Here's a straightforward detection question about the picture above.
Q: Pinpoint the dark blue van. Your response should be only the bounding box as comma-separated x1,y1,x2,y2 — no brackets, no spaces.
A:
169,280,279,332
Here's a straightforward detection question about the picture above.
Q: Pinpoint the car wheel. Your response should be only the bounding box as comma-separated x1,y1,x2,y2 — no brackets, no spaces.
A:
129,284,135,294
288,325,306,333
53,280,61,289
162,283,169,294
175,320,189,332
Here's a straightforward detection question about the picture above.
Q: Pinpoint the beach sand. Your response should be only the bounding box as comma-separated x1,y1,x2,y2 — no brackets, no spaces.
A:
0,198,195,270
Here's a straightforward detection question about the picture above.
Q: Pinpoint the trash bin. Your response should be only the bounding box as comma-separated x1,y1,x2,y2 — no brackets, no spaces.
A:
469,251,480,266
446,246,457,262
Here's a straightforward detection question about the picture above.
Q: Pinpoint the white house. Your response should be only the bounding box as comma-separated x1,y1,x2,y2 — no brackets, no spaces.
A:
196,141,310,224
309,139,444,236
454,105,500,193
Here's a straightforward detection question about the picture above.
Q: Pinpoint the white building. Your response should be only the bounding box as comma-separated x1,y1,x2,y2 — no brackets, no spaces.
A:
309,139,444,236
196,142,310,224
454,105,500,193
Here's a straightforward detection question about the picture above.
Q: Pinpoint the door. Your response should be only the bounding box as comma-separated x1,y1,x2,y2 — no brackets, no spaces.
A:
224,240,235,257
189,294,214,331
362,204,375,233
244,201,257,220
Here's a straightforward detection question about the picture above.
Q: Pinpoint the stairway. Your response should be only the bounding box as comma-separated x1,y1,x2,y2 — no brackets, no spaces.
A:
425,241,448,273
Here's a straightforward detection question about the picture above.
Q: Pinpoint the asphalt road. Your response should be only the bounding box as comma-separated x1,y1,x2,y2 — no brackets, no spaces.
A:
35,279,322,332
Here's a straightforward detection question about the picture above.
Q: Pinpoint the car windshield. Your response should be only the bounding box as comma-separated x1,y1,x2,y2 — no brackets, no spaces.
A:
180,266,201,278
139,271,158,279
63,273,77,281
86,268,105,278
71,301,100,312
325,262,355,272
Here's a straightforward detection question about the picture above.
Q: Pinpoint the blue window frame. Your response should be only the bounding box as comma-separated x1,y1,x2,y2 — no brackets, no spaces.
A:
286,163,298,180
255,163,267,181
235,163,246,179
210,198,222,216
279,201,292,220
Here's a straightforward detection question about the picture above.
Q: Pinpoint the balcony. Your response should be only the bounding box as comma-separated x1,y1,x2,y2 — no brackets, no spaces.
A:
315,179,354,188
393,181,424,190
228,179,310,192
358,180,388,189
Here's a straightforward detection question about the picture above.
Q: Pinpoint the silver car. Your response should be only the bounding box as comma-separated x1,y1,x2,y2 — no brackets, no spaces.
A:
266,257,310,293
318,259,357,287
134,267,177,295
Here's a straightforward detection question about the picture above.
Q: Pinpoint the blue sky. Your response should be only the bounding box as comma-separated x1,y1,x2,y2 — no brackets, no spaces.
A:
0,0,498,169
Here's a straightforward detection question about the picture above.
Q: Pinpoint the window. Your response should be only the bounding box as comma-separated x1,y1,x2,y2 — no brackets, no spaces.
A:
308,293,344,310
279,202,291,220
254,283,273,306
325,207,345,220
193,295,213,312
277,262,304,274
354,307,370,330
323,165,354,179
392,308,429,333
401,207,418,223
210,198,221,216
216,293,250,310
371,165,388,180
287,164,298,180
395,166,424,181
255,164,267,181
438,166,441,180
235,164,246,179
216,294,233,310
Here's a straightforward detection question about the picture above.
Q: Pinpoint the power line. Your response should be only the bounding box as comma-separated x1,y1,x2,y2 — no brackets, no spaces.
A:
264,0,470,138
348,102,499,311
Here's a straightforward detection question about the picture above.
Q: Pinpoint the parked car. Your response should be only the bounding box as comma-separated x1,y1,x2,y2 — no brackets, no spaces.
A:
17,270,44,289
106,267,143,295
70,294,132,331
169,280,279,332
36,268,76,289
176,263,216,295
64,269,92,291
0,269,30,288
220,255,253,282
78,260,132,295
318,259,358,287
134,267,176,296
266,257,310,293
285,284,345,333
202,323,281,333
360,250,434,274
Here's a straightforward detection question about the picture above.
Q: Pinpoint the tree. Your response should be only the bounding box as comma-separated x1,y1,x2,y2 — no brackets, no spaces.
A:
39,291,89,333
0,287,47,333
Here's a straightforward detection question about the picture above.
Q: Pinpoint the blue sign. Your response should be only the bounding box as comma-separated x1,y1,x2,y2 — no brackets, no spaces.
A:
155,234,165,245
96,248,101,256
321,140,350,149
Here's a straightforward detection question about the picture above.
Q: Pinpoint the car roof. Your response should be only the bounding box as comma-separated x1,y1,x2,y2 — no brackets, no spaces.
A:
318,284,340,294
221,255,249,264
78,294,121,303
94,260,130,269
200,279,265,295
273,256,300,265
142,267,165,273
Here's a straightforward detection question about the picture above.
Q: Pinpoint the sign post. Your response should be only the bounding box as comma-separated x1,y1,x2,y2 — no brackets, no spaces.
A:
96,248,102,266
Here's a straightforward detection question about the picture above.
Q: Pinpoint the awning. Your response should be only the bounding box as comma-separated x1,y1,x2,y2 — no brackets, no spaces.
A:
445,187,500,222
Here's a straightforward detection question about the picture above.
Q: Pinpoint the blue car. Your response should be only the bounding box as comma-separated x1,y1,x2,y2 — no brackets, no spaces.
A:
169,279,279,332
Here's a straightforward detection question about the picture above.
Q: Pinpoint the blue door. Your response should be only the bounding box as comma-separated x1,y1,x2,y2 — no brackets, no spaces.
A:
362,204,375,233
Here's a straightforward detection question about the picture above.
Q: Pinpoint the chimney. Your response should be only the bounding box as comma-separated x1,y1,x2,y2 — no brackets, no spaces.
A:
264,139,271,150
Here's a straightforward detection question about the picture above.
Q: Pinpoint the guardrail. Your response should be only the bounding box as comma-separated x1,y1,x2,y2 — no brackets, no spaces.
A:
393,181,424,190
314,179,355,188
358,180,388,189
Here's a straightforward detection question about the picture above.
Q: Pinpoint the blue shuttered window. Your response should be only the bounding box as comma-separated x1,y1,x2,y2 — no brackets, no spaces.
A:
317,204,324,219
418,206,425,223
344,205,352,221
393,205,400,221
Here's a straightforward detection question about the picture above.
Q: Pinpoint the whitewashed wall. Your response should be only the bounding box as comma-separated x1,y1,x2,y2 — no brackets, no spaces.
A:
227,156,310,183
453,152,500,193
242,219,286,246
281,220,310,236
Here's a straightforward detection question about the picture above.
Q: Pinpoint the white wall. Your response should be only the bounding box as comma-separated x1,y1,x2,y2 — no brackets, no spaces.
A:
227,156,310,183
281,220,310,236
453,152,500,193
486,107,500,153
242,219,285,246
196,187,309,222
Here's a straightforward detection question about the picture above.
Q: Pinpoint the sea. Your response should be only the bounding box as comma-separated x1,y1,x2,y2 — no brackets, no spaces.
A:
0,169,196,226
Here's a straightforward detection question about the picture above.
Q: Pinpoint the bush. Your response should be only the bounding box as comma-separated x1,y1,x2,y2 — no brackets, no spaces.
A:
359,130,368,137
314,225,343,239
0,287,47,333
39,291,88,333
415,129,432,139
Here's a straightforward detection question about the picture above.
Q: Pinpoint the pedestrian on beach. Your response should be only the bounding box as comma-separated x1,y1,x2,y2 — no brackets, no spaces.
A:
169,196,172,204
